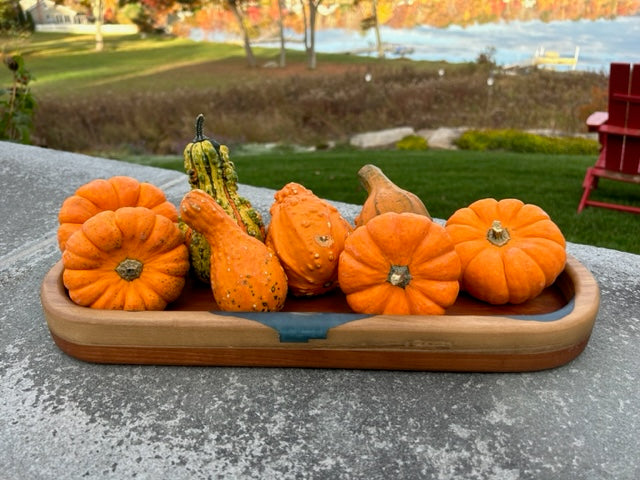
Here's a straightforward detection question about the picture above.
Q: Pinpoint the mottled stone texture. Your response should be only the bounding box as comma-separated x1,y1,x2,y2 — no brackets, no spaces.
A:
350,127,416,149
1,142,639,479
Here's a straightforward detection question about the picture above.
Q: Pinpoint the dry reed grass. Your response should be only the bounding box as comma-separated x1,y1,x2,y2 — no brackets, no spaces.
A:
32,63,608,155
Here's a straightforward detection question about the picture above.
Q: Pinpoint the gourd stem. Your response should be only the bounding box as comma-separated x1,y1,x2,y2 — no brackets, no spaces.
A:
116,258,143,282
387,264,411,288
193,113,221,153
194,114,206,142
487,220,510,246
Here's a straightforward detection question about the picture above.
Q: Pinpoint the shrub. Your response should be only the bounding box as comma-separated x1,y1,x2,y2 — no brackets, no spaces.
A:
0,54,36,144
455,129,599,155
0,3,33,33
118,3,155,33
396,134,429,150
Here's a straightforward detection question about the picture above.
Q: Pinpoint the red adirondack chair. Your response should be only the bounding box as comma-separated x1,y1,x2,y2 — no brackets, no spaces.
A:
578,62,640,214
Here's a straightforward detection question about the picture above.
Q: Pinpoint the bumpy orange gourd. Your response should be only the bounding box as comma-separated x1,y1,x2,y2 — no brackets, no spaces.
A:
62,207,189,311
57,176,178,251
445,198,566,305
265,182,353,296
338,212,461,315
180,189,288,312
355,164,430,227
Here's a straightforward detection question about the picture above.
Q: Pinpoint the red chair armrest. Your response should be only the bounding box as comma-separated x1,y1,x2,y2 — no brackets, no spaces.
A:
599,124,640,137
586,111,608,132
612,93,640,103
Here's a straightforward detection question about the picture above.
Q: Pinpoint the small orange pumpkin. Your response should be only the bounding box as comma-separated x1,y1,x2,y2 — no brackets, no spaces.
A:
338,212,461,315
62,207,189,311
445,198,566,305
57,176,178,251
266,182,353,296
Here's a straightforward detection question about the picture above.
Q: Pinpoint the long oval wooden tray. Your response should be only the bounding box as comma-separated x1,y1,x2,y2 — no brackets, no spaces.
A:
40,255,600,371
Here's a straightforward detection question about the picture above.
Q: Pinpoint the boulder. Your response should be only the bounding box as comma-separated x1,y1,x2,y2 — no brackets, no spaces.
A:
350,127,415,149
417,127,467,149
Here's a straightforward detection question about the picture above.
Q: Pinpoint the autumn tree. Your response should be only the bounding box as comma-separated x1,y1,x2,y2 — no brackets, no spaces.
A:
142,0,259,67
276,0,286,66
92,0,105,51
88,0,121,51
226,0,257,67
299,0,323,69
358,0,383,57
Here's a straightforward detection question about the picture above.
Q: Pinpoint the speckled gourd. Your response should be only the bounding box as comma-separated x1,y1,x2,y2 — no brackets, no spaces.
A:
180,189,287,312
181,114,265,283
265,182,353,296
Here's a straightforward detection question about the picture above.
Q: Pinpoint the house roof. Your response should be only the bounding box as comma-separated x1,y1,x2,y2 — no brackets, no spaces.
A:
19,0,80,16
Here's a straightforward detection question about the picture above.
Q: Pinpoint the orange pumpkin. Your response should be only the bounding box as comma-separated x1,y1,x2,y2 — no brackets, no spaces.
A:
266,182,353,296
180,189,288,312
57,176,178,251
62,207,189,310
355,164,430,227
445,198,566,305
338,212,461,315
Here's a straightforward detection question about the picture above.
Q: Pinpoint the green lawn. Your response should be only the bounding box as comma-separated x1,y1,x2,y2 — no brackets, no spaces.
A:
118,148,640,255
7,33,249,97
4,32,382,98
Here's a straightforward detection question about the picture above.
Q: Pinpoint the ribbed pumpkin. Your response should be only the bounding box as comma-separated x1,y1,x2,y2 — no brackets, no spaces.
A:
355,164,430,227
265,182,353,296
57,176,178,252
62,207,189,311
180,189,287,312
338,212,461,315
445,198,566,305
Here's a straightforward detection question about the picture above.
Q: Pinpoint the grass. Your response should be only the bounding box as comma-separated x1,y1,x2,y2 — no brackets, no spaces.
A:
4,32,382,98
116,148,640,255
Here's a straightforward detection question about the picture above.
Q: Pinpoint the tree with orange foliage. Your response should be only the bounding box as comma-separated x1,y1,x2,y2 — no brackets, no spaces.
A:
299,0,323,69
227,0,256,67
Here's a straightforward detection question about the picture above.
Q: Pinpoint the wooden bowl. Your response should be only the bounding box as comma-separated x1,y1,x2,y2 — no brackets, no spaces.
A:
41,255,599,371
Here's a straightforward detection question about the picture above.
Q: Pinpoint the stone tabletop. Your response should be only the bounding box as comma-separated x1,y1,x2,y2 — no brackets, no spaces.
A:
1,141,639,479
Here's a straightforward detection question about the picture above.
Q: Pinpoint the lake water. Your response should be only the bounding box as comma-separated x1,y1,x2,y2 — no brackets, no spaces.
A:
194,15,640,72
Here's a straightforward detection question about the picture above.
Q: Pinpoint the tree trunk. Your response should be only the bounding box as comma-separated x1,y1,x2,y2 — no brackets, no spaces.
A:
228,0,256,68
372,0,384,58
299,0,309,52
307,0,320,70
277,0,286,67
94,0,104,52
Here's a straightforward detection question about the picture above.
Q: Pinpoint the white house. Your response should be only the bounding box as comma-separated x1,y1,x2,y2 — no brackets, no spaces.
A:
19,0,88,24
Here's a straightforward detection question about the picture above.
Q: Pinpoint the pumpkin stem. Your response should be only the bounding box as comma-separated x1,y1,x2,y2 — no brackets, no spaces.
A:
387,264,411,288
487,220,510,246
115,258,143,282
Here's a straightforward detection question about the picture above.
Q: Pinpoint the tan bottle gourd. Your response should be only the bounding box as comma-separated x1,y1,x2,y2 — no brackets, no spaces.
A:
355,164,431,227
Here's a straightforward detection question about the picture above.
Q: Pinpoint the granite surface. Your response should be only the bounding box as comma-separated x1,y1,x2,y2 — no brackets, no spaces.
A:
1,141,639,479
